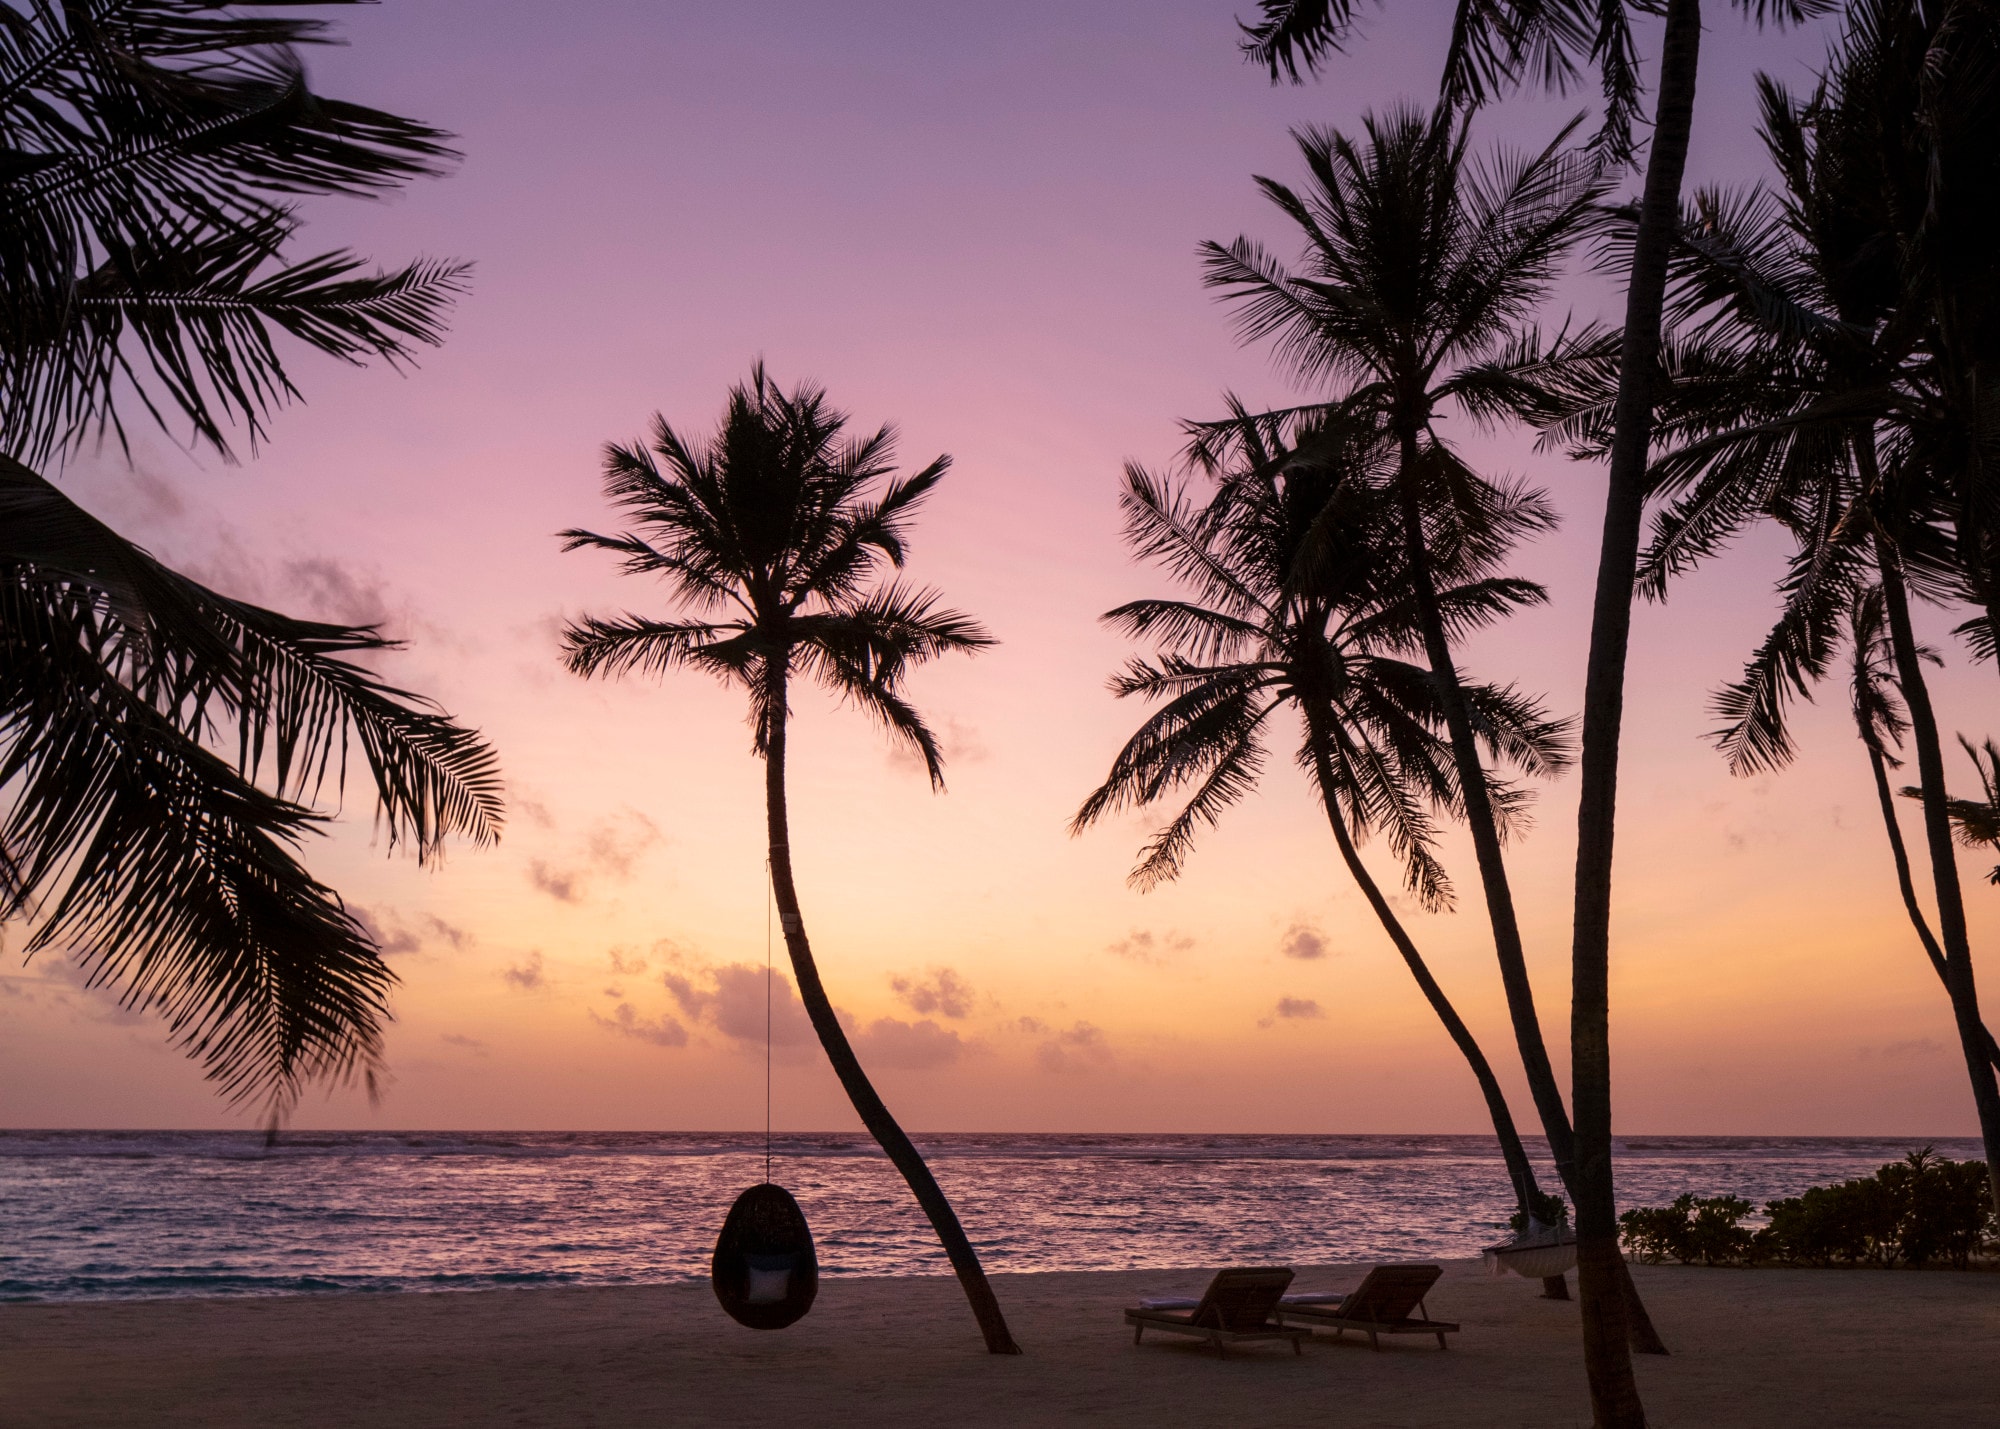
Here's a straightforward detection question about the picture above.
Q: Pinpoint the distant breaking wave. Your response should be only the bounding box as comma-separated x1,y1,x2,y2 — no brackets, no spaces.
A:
0,1131,1976,1302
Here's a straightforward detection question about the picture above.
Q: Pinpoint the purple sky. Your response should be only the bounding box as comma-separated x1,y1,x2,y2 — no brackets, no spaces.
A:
7,1,1996,1135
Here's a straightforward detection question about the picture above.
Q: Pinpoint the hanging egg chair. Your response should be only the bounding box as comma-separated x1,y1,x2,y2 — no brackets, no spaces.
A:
711,1181,819,1329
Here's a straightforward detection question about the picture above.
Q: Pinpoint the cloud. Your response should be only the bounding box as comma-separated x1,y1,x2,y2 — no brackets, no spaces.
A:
281,555,392,628
422,915,471,951
1280,922,1331,961
1107,929,1193,965
503,951,546,991
440,1033,488,1055
353,907,421,957
528,861,581,903
886,715,989,776
28,958,150,1026
354,907,471,958
889,967,974,1019
1035,1021,1112,1074
591,1001,689,1048
856,1016,965,1069
584,810,662,879
1259,996,1326,1028
1881,1037,1946,1060
524,810,660,904
131,468,188,520
608,947,649,976
182,534,401,635
665,963,816,1052
516,796,557,830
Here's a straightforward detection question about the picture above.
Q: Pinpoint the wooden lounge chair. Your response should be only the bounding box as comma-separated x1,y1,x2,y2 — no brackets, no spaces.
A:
1275,1264,1459,1349
1125,1267,1311,1358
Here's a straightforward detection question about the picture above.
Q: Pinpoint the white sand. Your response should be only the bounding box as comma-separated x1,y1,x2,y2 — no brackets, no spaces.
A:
5,1260,1995,1427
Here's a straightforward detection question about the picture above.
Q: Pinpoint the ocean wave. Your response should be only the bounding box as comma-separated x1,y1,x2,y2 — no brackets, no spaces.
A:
2,1131,1976,1303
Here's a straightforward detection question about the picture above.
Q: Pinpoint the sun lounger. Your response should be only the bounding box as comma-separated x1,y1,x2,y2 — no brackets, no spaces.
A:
1124,1266,1312,1358
1275,1263,1459,1349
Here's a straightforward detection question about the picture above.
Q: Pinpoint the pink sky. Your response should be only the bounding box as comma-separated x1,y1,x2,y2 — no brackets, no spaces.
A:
5,1,1996,1134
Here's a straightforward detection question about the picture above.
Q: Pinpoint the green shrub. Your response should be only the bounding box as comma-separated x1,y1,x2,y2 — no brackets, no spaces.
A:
1617,1193,1755,1265
1624,1149,1997,1270
1883,1149,1993,1269
1618,1201,1691,1264
1505,1191,1569,1238
1758,1177,1897,1267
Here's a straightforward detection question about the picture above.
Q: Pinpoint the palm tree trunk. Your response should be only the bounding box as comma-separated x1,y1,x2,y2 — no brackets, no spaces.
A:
1863,735,2000,1072
762,662,1022,1354
1389,432,1656,1330
1566,0,1706,1419
1307,739,1564,1293
1872,547,2000,1215
1391,429,1575,1179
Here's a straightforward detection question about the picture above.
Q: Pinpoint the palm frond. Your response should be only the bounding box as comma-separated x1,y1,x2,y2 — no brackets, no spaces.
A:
0,576,392,1115
562,366,989,785
0,1,464,460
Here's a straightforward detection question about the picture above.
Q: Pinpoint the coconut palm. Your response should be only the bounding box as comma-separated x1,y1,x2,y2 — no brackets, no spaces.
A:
558,365,1017,1355
1577,0,2000,1210
0,0,464,465
1198,102,1604,1209
1243,8,1832,1415
1847,587,2000,1071
1927,740,2000,886
1075,406,1577,1257
0,2,501,1115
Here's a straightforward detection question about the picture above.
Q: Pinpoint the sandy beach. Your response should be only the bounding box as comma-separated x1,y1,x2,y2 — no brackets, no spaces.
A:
4,1259,1993,1428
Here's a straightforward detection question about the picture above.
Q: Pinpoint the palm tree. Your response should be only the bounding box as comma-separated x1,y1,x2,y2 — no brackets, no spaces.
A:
0,0,465,466
1198,102,1603,1214
1926,739,2000,886
0,2,502,1115
558,365,1018,1355
1197,107,1676,1329
1075,407,1578,1265
1580,0,2000,1211
1242,8,1830,1418
1847,587,2000,1071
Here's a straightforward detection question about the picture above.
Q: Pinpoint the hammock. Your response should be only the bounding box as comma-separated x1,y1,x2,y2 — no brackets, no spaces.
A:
711,1181,819,1329
710,856,819,1330
1481,1221,1578,1280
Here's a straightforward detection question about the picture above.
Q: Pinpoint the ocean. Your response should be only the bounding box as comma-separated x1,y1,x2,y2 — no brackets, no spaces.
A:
0,1131,1978,1302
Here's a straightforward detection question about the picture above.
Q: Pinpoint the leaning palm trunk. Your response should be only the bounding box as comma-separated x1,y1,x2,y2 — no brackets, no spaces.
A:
1389,435,1660,1332
1566,0,1706,1419
1391,434,1575,1181
1872,549,2000,1215
1309,739,1568,1297
1860,733,2000,1073
764,664,1021,1354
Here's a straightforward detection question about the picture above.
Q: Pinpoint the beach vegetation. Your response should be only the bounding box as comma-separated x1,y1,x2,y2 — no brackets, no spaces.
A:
557,364,1019,1355
0,1,501,1115
1621,1150,1998,1270
1616,1195,1759,1267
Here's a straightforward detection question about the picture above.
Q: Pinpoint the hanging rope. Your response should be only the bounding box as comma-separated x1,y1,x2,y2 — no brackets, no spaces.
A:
765,853,773,1184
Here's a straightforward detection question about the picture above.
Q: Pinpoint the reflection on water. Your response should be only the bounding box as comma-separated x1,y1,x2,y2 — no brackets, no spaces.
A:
0,1131,1975,1301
